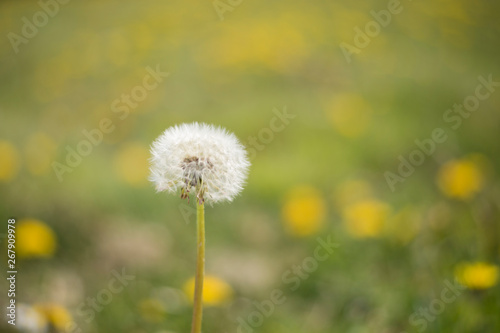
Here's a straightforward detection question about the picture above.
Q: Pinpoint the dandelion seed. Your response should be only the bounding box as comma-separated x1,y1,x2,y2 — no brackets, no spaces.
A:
149,122,250,204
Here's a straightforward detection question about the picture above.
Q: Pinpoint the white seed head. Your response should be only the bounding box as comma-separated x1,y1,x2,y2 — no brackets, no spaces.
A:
149,122,250,204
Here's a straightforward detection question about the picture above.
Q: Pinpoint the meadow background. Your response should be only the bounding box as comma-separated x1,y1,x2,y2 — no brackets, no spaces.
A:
1,0,499,332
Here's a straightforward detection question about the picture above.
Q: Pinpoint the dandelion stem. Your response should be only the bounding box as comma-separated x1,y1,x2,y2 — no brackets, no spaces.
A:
191,200,205,333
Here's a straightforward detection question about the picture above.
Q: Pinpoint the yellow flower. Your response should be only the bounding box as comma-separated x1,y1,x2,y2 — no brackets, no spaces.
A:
114,143,149,187
138,298,166,323
0,140,20,182
198,15,309,73
17,219,56,258
455,262,499,290
184,275,233,306
282,186,326,237
34,304,72,331
437,157,484,200
24,132,57,176
326,93,372,138
342,199,390,238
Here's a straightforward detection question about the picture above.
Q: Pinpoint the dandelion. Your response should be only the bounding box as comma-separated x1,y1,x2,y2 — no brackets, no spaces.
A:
149,122,249,333
342,199,390,238
183,275,233,306
455,262,499,290
150,123,249,204
33,303,72,332
17,219,57,259
282,185,326,237
437,157,484,200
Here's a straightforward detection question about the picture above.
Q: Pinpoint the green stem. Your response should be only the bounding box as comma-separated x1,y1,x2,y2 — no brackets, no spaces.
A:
191,201,205,333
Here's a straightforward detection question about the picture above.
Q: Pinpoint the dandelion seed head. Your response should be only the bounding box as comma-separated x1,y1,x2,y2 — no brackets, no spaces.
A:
149,122,250,204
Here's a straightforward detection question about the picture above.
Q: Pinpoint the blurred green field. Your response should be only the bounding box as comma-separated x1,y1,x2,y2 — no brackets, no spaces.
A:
1,0,499,332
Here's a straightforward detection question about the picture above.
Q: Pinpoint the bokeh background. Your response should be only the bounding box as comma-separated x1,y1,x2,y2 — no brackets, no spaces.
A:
1,0,500,332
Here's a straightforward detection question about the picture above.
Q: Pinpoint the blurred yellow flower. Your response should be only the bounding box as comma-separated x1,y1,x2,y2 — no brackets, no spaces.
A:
114,143,149,186
282,186,326,237
24,132,57,176
138,298,166,323
199,15,309,73
0,140,20,182
184,275,233,306
17,219,56,258
326,93,372,138
455,262,499,290
342,199,390,238
437,157,484,200
34,303,72,331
